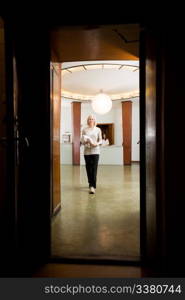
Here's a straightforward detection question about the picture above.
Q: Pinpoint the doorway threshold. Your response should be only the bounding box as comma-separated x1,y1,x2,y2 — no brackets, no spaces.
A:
50,255,141,266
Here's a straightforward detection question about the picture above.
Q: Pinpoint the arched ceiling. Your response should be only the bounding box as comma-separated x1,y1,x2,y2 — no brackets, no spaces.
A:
62,60,139,101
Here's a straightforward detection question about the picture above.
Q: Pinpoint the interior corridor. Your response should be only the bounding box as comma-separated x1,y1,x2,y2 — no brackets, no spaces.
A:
52,164,140,260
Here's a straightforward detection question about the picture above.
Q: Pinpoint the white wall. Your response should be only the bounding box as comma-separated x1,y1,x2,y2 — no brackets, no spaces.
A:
60,98,140,164
81,102,114,127
60,101,72,136
113,101,123,146
80,145,123,165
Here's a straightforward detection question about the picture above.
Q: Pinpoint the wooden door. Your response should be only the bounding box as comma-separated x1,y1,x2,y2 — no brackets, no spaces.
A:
0,17,25,275
50,63,61,214
0,17,17,274
140,28,157,265
0,19,51,275
140,27,165,267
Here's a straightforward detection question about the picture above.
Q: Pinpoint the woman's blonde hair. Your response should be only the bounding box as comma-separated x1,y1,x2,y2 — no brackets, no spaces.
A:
87,114,96,126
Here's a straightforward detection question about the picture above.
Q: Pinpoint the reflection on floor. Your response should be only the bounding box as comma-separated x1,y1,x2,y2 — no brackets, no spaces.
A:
52,164,140,260
34,263,144,278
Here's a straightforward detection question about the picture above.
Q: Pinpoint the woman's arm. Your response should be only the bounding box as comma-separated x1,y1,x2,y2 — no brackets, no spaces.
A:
81,129,87,145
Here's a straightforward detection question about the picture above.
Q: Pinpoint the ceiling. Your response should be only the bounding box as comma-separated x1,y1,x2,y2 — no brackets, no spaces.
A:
62,60,139,101
51,24,139,62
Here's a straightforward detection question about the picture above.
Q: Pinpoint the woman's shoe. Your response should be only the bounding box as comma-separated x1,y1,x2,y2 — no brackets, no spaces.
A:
89,187,95,194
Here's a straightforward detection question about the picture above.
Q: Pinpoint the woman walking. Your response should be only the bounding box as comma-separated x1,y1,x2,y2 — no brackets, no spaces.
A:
81,115,102,194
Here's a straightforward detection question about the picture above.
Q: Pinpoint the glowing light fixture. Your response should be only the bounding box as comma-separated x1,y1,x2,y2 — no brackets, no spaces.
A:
91,92,112,115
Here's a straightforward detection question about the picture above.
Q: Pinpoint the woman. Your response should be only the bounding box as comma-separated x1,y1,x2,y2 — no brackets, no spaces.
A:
81,115,102,194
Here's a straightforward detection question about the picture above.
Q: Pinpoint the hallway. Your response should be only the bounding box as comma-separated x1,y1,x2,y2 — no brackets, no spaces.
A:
52,164,140,260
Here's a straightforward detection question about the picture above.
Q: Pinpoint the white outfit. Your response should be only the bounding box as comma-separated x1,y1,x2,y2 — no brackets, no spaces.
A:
81,126,102,155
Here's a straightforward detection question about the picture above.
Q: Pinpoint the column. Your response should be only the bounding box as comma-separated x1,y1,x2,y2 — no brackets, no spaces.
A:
122,101,132,165
71,102,81,165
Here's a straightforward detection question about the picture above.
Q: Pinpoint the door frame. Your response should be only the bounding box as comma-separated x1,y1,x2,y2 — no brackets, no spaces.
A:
50,23,146,265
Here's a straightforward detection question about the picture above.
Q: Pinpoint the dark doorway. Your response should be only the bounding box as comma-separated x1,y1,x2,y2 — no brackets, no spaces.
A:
97,123,114,145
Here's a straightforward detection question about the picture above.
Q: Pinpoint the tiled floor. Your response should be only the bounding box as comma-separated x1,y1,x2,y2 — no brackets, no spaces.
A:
52,164,140,260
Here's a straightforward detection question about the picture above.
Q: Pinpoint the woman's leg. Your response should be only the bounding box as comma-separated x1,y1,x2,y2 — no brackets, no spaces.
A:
84,155,91,187
84,155,99,188
91,154,99,188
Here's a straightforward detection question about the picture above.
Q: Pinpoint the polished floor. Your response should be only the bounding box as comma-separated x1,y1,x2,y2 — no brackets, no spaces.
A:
34,263,144,278
52,164,140,260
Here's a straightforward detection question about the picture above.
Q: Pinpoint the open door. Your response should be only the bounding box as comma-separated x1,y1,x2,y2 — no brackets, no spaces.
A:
140,26,158,266
0,17,18,275
50,62,61,215
0,19,51,275
140,25,166,270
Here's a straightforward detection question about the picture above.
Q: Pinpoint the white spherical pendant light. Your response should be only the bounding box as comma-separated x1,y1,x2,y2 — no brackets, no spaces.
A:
91,92,112,115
